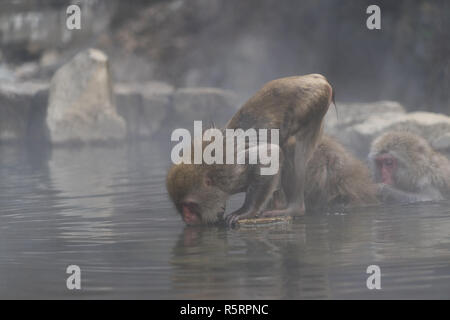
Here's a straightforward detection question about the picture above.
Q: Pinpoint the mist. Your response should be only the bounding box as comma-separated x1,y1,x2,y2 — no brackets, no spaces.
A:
1,0,449,114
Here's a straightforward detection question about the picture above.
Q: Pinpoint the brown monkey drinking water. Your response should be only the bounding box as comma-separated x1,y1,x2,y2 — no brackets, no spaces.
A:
167,74,333,226
369,131,450,204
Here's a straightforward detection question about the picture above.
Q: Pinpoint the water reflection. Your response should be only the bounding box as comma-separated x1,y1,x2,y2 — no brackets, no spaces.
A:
0,143,450,299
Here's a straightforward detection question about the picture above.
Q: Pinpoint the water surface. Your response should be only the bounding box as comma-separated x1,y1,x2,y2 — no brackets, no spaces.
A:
1,143,450,299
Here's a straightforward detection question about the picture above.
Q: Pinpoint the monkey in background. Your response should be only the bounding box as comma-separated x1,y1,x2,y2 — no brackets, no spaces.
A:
304,135,378,210
167,74,333,226
270,135,378,212
369,131,450,204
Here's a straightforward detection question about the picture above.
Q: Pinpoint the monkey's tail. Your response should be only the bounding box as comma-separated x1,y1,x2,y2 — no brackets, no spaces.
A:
331,87,338,120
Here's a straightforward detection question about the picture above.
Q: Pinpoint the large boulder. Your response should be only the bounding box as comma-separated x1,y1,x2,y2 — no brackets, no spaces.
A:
0,81,49,143
46,49,126,145
171,87,238,131
114,81,173,139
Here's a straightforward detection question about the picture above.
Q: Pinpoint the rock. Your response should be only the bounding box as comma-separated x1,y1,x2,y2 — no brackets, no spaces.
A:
39,50,60,68
46,48,126,145
325,101,407,158
325,100,406,132
329,107,450,158
0,81,49,143
114,81,174,139
15,62,39,79
116,84,238,140
0,64,16,82
171,87,238,131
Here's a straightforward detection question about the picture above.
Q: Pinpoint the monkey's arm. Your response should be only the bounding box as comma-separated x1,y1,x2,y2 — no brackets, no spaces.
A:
377,184,441,204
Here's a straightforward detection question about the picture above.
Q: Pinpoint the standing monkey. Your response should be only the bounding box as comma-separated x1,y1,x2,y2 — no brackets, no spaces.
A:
369,131,450,204
167,74,333,226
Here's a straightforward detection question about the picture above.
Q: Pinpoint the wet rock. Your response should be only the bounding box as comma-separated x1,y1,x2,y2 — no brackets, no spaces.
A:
46,48,126,145
0,81,49,143
328,106,450,158
114,81,174,139
171,87,238,131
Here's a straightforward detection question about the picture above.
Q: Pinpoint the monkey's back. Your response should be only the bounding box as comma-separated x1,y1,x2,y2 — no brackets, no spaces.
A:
226,74,332,144
305,135,378,211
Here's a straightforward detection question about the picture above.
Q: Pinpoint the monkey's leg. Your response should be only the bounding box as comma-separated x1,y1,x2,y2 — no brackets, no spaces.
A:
260,136,311,217
265,154,291,211
225,165,283,227
271,189,287,209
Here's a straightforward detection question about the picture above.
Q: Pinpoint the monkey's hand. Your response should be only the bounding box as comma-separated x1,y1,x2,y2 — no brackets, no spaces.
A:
225,209,258,228
377,183,408,204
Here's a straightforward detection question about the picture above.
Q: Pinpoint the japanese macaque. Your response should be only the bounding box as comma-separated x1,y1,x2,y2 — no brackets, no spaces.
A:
270,135,378,212
369,131,450,204
167,74,333,226
304,135,378,210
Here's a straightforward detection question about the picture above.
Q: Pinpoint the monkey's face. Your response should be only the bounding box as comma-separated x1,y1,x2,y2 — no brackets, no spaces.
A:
374,152,397,185
178,181,227,226
166,164,227,226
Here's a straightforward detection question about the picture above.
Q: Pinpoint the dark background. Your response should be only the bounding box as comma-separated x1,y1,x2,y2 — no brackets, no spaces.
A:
1,0,449,113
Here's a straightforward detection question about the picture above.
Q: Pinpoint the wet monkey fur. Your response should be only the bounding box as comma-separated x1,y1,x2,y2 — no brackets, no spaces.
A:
167,74,333,226
270,135,378,212
303,135,378,210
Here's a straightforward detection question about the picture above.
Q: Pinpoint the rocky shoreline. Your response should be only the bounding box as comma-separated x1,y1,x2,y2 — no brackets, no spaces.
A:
1,48,449,159
0,48,238,146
